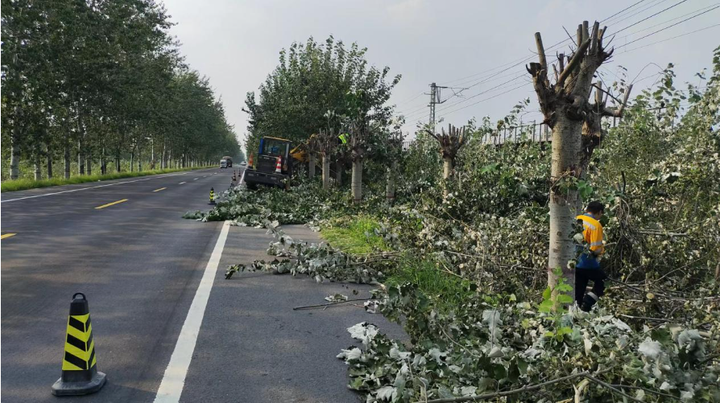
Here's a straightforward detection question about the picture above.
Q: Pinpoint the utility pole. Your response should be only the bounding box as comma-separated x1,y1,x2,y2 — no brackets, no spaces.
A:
428,82,448,131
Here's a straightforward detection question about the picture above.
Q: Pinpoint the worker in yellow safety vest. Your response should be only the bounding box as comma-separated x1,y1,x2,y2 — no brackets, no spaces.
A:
575,201,607,312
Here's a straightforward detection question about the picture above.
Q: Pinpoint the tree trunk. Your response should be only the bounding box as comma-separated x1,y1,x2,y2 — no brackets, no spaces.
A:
64,141,71,179
322,154,330,190
78,137,85,175
100,147,106,175
86,153,92,176
47,145,53,179
138,148,142,172
10,129,21,180
442,157,453,180
309,153,316,179
34,152,42,181
161,141,167,169
130,149,135,172
351,159,362,203
386,163,396,203
547,116,583,289
115,152,121,172
335,161,342,186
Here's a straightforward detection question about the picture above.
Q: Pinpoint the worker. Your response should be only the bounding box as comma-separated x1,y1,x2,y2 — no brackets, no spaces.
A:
575,201,607,312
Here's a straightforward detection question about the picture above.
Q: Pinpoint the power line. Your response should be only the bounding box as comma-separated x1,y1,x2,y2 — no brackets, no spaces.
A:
617,4,720,49
622,22,720,53
403,75,526,120
605,0,670,26
600,0,649,23
610,0,690,35
615,2,719,37
438,83,528,119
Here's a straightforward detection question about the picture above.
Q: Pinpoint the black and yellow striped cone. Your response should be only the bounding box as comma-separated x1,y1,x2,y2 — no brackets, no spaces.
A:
51,293,106,396
209,188,216,205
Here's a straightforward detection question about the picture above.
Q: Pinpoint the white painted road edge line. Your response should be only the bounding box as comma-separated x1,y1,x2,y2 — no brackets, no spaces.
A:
1,172,195,203
153,220,230,403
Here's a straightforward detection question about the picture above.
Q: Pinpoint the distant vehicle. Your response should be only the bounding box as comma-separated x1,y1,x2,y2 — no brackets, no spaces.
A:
239,161,247,166
220,159,227,168
222,156,233,168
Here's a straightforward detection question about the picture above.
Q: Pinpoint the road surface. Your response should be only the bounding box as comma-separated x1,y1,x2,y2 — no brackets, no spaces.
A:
1,168,404,403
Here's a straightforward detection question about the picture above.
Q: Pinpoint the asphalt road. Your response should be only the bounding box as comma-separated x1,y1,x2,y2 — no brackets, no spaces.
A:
1,168,405,403
1,168,235,402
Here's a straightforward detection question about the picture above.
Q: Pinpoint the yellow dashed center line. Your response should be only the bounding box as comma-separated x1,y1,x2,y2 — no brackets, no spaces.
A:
95,199,128,210
153,187,167,193
1,233,17,240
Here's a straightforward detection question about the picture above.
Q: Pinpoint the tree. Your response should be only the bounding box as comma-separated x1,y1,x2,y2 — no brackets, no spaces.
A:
426,124,467,197
526,21,632,289
244,36,400,183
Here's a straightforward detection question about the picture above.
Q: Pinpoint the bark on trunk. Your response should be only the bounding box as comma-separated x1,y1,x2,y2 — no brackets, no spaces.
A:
34,152,42,181
64,141,71,179
547,116,583,288
351,159,362,203
386,163,396,203
100,148,106,175
78,138,85,175
309,153,316,179
335,161,342,186
47,146,53,179
10,132,21,180
161,141,167,169
86,154,91,176
115,153,121,172
322,154,330,190
443,157,453,180
138,148,142,172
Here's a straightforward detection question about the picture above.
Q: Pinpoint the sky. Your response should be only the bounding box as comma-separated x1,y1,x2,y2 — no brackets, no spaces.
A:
161,0,720,149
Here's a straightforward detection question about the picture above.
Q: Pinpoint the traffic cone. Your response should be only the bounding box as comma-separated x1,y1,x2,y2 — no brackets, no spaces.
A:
275,157,282,173
52,293,106,396
209,188,216,205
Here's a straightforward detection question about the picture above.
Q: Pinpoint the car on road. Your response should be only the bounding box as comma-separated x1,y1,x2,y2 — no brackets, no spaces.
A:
220,156,233,168
220,159,228,168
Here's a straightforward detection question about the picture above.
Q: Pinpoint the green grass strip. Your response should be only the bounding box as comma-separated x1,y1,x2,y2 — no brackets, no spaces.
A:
1,166,214,193
320,216,388,255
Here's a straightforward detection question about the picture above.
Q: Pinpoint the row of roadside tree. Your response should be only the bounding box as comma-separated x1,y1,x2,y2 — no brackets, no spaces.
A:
1,0,241,181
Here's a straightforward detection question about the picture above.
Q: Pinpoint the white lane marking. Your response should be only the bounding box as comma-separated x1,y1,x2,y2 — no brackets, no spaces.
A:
1,172,193,203
153,220,230,403
178,182,186,185
193,178,199,181
239,169,246,185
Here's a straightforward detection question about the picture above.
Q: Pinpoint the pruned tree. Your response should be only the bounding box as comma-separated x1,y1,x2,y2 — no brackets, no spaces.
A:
526,21,633,288
317,128,337,190
426,124,467,196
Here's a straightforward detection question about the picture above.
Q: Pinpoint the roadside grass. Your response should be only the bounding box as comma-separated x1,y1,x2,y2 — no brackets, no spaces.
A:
1,166,213,192
321,215,474,309
386,257,476,309
320,216,388,254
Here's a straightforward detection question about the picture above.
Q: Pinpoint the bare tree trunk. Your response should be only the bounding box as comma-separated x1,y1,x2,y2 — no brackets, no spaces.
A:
309,153,316,179
64,139,71,179
322,154,330,190
138,148,142,172
547,117,583,288
161,140,166,169
86,153,92,176
34,151,41,181
335,161,342,186
351,159,362,203
100,147,106,175
386,163,396,203
47,145,53,179
10,102,22,180
77,138,85,175
442,157,453,180
115,151,121,172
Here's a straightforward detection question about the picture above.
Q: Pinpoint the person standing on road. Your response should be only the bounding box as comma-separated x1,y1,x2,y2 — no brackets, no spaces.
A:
575,201,607,312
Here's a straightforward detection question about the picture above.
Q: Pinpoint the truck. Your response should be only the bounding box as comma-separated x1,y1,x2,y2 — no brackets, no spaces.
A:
244,137,294,189
220,156,233,168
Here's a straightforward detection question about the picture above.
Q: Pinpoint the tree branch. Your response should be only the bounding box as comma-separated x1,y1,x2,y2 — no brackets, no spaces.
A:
535,32,547,73
602,84,633,117
425,372,590,403
557,38,591,89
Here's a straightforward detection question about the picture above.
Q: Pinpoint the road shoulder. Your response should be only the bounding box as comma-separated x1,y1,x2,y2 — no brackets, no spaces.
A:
179,224,405,403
